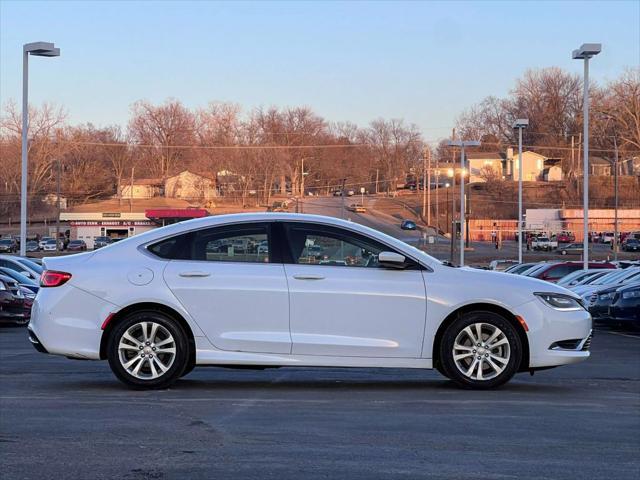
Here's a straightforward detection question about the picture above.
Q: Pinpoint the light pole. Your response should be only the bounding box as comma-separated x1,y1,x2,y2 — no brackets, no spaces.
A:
573,43,601,270
513,119,529,264
447,168,455,263
448,139,480,266
21,42,60,256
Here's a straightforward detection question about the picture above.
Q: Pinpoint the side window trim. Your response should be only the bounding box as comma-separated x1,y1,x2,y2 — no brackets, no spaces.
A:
280,221,421,270
147,222,275,264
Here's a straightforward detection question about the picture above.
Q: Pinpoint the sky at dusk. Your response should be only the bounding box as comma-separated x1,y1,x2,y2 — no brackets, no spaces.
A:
1,0,638,143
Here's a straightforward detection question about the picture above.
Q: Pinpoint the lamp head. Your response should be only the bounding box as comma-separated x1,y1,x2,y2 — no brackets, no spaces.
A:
572,43,601,60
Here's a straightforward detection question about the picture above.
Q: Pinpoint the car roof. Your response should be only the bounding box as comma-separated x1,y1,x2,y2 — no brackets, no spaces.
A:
92,212,443,269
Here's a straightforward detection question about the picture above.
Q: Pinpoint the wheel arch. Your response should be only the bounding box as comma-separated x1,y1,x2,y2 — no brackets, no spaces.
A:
99,302,196,366
432,303,530,372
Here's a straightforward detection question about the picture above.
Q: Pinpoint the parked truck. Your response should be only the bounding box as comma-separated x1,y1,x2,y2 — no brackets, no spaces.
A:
532,236,558,251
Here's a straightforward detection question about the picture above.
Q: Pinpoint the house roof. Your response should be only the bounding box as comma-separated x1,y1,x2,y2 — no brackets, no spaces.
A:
466,152,505,160
167,170,217,182
130,178,163,186
590,156,612,166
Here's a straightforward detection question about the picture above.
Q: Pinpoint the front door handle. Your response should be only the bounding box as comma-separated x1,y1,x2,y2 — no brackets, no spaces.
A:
179,271,211,278
293,274,325,280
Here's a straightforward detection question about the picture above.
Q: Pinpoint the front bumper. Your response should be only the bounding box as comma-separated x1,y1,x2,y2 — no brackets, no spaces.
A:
515,299,592,368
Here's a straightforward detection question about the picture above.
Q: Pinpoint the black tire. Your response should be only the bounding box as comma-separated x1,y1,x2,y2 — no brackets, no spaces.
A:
180,358,196,378
438,311,522,389
107,310,189,389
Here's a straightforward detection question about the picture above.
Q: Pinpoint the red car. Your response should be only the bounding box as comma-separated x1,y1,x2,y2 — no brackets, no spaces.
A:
555,232,575,243
526,261,616,283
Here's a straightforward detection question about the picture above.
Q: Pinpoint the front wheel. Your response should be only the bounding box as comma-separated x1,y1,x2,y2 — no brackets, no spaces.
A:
107,311,189,389
438,312,522,389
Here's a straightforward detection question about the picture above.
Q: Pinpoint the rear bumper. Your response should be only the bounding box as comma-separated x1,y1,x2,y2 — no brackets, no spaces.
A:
27,328,49,353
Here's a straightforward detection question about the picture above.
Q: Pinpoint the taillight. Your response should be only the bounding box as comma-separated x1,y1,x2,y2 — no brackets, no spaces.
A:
40,270,72,287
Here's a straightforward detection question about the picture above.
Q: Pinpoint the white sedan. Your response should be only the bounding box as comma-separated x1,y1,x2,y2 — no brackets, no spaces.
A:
29,213,592,390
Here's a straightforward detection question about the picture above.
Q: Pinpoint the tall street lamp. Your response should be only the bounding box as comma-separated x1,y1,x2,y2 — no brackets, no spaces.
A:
448,139,480,266
572,43,601,270
513,118,529,264
21,42,60,256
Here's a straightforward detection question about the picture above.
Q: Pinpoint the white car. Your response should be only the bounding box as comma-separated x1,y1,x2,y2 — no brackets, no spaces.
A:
28,213,592,390
39,237,54,250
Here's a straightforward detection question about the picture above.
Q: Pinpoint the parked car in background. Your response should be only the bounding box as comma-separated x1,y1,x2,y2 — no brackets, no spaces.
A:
67,240,88,252
587,284,623,322
400,220,417,230
0,267,39,296
94,236,112,249
0,239,17,253
531,236,557,251
504,262,538,275
526,261,615,283
39,237,54,250
558,243,590,256
609,283,640,325
555,232,575,243
557,269,611,288
25,241,40,252
0,273,28,325
623,238,640,252
571,268,640,301
488,260,519,271
42,239,61,251
600,232,615,244
0,255,43,281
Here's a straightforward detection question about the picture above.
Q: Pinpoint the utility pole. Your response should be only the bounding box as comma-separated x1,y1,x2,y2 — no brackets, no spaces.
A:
613,134,619,261
375,169,379,194
130,167,134,213
422,147,429,225
300,158,305,214
435,163,440,231
450,129,456,264
340,178,346,219
448,136,481,266
56,159,61,252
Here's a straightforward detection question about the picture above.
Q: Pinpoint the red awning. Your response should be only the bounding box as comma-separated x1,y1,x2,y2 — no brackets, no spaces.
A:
145,208,208,219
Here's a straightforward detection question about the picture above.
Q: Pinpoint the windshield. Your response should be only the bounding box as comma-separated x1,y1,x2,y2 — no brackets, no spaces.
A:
0,267,37,285
15,258,43,274
591,269,632,285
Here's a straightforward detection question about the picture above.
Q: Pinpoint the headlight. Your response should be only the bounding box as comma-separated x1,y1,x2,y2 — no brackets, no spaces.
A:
599,292,615,301
0,282,6,291
535,292,584,311
622,290,640,299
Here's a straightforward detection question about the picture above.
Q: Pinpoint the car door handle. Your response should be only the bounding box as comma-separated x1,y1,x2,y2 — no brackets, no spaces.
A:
179,271,211,278
293,274,325,280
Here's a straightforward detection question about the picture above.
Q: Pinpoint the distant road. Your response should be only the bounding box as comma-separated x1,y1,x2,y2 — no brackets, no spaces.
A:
298,196,424,244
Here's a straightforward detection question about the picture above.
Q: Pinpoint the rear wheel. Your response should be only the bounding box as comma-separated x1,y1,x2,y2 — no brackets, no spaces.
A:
439,311,522,389
107,311,189,389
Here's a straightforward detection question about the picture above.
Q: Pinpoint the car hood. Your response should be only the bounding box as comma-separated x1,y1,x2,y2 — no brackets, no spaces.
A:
429,265,579,309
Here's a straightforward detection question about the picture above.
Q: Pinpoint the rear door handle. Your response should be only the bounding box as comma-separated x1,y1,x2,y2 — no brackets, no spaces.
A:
293,274,325,280
179,271,211,278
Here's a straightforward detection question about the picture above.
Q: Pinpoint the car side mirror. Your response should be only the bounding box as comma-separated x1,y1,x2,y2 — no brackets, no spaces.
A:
378,251,408,269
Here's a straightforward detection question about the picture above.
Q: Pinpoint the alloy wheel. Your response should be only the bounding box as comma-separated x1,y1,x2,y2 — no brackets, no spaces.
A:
117,321,176,380
452,322,511,381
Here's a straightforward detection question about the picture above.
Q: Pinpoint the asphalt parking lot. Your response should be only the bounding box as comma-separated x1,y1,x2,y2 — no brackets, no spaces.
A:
1,325,639,480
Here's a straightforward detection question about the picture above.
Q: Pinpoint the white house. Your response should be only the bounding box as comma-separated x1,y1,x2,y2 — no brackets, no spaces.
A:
120,178,163,199
164,170,217,200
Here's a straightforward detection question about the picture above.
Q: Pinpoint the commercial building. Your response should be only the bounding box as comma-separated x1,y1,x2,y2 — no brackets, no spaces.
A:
60,198,207,249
